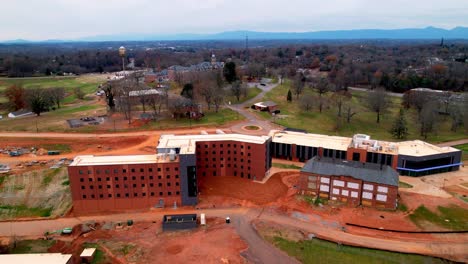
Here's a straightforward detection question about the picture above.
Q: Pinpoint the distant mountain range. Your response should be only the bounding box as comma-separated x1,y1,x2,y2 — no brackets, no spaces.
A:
2,26,468,43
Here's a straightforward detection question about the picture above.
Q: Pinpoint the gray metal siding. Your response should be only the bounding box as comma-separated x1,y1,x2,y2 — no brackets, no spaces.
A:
179,154,198,205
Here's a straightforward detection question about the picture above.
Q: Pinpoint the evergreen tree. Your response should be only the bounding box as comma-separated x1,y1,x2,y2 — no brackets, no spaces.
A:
287,89,292,102
391,108,409,139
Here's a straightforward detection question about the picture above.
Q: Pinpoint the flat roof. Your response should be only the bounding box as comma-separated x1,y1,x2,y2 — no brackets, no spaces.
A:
398,140,460,157
69,154,177,166
270,130,457,156
270,130,351,151
157,133,270,154
80,248,97,257
0,253,72,264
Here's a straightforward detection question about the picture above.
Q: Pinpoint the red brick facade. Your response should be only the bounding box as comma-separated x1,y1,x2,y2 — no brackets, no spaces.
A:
68,161,181,213
195,140,269,181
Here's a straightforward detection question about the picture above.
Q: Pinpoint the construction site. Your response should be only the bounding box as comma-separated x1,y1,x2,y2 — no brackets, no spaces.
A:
0,127,466,264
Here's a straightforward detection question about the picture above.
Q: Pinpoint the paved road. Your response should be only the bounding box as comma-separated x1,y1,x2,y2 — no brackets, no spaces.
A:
436,139,468,147
227,82,283,135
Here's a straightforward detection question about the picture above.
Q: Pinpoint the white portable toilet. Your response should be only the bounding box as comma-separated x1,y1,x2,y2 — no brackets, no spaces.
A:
200,213,206,225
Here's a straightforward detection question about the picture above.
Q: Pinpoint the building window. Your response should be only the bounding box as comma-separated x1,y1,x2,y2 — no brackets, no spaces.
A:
116,184,120,188
123,169,127,173
131,169,135,172
175,167,178,171
158,183,162,187
98,178,102,182
166,168,170,171
141,176,145,180
79,170,84,175
150,183,154,187
117,193,121,198
115,177,119,181
88,170,92,174
140,168,144,172
149,176,153,180
98,185,102,189
91,194,95,199
176,182,179,186
107,185,111,188
142,193,146,197
123,177,128,181
114,169,118,173
99,194,103,198
108,194,112,198
167,183,171,187
105,170,110,174
168,192,172,196
158,168,161,172
212,151,216,154
132,176,136,180
90,185,94,189
149,168,153,172
80,178,84,182
175,175,179,179
134,193,138,197
133,184,137,187
158,175,162,179
96,170,100,174
166,175,170,179
106,177,110,181
159,192,163,196
142,184,145,187
125,193,129,197
150,192,155,196
81,186,85,190
88,178,93,182
176,191,180,195
82,195,87,199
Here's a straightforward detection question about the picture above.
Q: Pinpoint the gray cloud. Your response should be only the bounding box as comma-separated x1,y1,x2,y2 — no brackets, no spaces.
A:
1,0,467,40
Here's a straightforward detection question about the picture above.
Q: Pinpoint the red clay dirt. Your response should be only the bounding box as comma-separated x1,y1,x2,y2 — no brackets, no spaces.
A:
197,173,289,207
46,218,247,264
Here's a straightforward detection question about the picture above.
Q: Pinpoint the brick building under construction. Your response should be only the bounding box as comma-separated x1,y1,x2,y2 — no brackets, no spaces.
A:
68,130,461,213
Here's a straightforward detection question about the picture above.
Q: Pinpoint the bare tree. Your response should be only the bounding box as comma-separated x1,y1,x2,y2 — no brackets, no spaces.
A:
331,89,352,117
292,73,305,99
344,102,357,123
230,80,247,102
48,87,66,109
300,94,315,111
25,87,52,116
419,102,438,139
4,85,25,111
314,77,330,113
365,88,390,123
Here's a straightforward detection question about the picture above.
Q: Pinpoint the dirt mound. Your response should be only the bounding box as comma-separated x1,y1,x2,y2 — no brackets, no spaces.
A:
165,244,183,255
198,173,289,205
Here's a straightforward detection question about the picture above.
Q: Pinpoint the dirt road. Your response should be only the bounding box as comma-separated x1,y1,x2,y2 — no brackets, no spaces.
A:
1,207,466,263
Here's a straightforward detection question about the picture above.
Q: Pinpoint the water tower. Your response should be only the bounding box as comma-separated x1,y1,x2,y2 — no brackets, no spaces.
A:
119,46,126,71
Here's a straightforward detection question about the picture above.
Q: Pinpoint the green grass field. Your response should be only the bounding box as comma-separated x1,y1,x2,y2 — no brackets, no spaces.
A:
454,144,468,161
225,86,262,104
0,204,52,218
0,75,104,107
9,240,56,254
271,236,449,264
409,205,468,230
258,81,467,143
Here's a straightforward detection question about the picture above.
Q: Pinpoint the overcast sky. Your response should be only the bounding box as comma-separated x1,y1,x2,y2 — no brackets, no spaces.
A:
1,0,467,40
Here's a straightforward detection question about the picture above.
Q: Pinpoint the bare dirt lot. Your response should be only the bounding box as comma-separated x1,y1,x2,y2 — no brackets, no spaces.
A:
44,218,247,264
197,173,290,207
